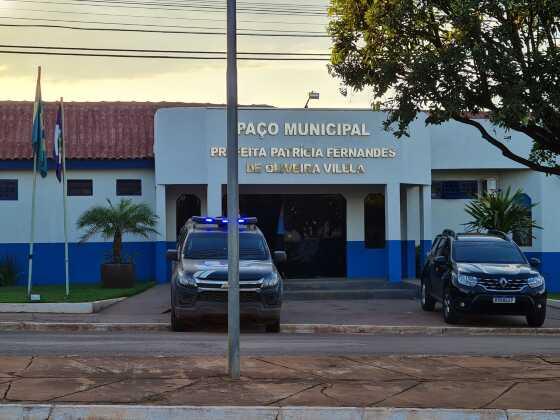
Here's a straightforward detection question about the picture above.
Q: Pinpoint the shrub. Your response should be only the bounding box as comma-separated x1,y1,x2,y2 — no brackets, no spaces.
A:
0,256,20,287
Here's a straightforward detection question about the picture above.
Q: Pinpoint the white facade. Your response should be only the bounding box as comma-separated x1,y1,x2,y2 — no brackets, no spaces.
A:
1,108,558,290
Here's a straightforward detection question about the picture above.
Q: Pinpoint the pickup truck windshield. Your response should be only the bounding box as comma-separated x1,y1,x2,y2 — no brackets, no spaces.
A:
453,241,527,264
184,232,269,260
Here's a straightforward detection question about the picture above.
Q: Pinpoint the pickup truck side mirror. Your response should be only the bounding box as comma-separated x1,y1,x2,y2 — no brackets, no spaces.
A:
273,250,287,264
166,250,179,261
529,257,541,268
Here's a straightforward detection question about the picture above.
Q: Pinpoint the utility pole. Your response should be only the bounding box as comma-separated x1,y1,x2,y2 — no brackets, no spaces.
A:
226,0,240,380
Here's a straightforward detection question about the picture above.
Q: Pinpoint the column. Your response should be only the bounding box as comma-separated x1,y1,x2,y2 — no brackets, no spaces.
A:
155,184,169,284
206,182,222,216
419,184,432,269
405,186,420,279
385,183,402,282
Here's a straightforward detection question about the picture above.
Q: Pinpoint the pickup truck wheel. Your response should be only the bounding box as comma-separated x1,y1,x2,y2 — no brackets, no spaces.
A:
526,306,546,327
420,279,436,311
265,319,280,333
442,287,460,324
171,310,188,332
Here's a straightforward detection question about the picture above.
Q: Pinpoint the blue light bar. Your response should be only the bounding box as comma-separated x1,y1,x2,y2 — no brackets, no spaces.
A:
191,216,258,226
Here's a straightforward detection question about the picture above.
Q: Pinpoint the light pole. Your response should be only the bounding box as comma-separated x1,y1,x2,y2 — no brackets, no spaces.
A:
226,0,241,380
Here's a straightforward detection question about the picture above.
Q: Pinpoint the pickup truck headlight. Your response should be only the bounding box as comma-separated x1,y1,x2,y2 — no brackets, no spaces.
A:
527,275,545,288
262,272,279,288
178,274,197,287
456,274,478,287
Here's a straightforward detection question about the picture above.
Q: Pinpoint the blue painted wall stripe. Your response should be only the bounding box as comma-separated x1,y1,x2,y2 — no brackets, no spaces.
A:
0,242,155,286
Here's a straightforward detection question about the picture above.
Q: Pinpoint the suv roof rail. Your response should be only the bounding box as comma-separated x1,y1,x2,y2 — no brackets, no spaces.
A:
442,229,457,238
487,229,511,241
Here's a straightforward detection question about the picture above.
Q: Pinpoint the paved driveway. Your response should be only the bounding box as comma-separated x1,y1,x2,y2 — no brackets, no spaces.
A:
1,283,560,328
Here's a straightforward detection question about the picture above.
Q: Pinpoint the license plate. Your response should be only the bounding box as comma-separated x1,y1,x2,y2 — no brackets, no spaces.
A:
493,296,516,304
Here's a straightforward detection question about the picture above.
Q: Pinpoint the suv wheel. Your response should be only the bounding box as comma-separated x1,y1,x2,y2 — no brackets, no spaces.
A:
265,319,281,333
171,310,188,332
420,279,436,311
526,305,546,328
442,286,461,324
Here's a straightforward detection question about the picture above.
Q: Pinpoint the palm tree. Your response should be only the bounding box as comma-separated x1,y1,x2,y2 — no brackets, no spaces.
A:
464,187,540,240
77,199,158,263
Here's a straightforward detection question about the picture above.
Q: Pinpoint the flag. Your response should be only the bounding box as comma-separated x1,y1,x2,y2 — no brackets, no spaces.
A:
53,102,63,182
31,67,48,178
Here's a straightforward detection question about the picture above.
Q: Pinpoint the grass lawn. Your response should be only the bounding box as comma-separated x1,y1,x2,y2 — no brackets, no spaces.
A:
549,293,560,301
0,282,155,303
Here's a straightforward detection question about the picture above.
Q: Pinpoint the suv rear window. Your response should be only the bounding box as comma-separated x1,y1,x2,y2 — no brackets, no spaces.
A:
184,232,269,260
452,241,526,264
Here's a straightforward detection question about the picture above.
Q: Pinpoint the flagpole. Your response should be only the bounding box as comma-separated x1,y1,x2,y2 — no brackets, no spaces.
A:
61,97,70,297
27,152,38,299
27,65,41,300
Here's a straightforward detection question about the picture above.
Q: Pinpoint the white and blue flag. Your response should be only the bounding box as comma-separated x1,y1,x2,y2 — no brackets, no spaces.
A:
53,102,63,182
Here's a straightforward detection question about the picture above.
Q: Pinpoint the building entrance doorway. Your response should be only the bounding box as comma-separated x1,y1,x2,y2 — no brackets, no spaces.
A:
176,194,201,236
229,194,346,278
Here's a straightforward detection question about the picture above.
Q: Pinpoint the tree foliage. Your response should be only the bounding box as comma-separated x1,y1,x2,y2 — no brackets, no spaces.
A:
328,0,560,174
77,199,158,263
464,187,540,240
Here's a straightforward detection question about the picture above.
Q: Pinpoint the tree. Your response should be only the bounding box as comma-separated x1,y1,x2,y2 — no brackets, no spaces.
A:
77,199,158,263
328,0,560,174
464,187,540,240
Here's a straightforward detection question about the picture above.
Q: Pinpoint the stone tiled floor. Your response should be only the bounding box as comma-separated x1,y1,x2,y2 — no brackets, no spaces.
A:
0,355,559,409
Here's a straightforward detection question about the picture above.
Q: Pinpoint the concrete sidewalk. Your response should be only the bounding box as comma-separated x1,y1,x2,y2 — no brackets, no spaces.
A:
1,283,560,329
0,355,559,409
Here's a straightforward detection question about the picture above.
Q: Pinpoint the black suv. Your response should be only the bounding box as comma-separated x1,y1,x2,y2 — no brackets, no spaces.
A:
167,216,286,332
420,230,547,326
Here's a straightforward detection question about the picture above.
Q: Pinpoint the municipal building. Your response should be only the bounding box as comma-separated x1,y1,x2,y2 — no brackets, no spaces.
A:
1,102,558,292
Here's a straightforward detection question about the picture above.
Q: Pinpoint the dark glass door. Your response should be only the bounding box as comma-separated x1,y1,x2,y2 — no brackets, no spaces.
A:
232,194,346,278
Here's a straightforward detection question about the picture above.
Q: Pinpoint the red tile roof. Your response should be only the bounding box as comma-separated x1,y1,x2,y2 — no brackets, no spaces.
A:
0,101,220,160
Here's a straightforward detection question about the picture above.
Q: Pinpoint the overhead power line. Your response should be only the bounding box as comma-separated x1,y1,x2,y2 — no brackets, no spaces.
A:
1,6,329,27
4,0,328,17
0,49,330,61
0,43,331,56
71,0,328,14
0,22,330,37
0,16,326,34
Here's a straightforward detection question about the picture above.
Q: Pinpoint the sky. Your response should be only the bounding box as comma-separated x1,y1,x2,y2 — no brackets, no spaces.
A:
0,0,374,107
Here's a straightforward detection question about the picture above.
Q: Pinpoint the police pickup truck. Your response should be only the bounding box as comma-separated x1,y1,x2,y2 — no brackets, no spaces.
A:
167,216,286,332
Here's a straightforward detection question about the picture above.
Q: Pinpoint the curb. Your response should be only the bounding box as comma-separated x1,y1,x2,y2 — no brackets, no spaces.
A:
0,322,169,332
280,323,560,336
549,299,560,309
0,297,125,314
1,404,559,420
2,321,560,336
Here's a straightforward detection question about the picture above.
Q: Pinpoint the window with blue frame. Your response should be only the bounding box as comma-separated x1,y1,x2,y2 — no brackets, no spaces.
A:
432,180,478,199
0,179,17,200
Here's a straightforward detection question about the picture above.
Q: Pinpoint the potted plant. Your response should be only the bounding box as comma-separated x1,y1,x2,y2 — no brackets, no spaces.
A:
77,199,158,288
464,187,541,241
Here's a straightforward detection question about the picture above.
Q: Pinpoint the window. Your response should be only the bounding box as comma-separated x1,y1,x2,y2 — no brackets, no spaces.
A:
364,193,386,248
184,232,269,260
0,180,17,200
116,179,142,196
432,180,478,199
513,193,533,247
68,180,93,196
453,241,526,264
